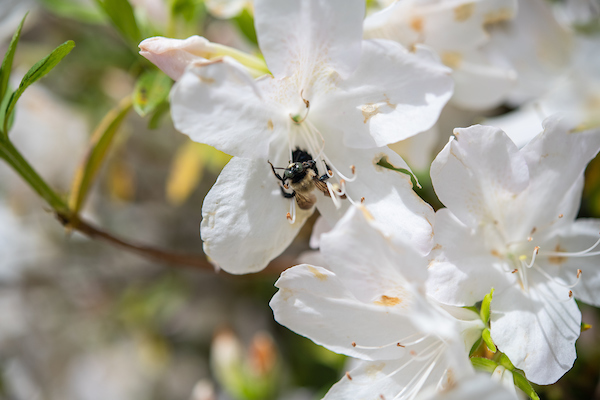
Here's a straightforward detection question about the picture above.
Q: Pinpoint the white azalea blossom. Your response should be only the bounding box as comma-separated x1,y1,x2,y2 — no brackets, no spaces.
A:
142,0,453,273
426,116,600,384
364,0,518,110
271,207,485,399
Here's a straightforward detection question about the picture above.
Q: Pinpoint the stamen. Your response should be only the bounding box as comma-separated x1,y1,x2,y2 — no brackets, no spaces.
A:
350,334,429,350
525,247,539,269
577,269,582,278
326,182,342,209
539,236,600,258
287,200,296,224
345,371,352,380
360,197,365,203
532,263,581,288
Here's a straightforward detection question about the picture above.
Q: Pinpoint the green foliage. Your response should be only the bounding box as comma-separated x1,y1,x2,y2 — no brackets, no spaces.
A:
96,0,142,46
0,14,27,136
480,287,494,324
234,8,258,46
482,328,497,353
513,370,541,400
133,70,172,117
3,40,76,134
38,0,106,24
69,97,132,214
376,156,421,189
470,357,497,373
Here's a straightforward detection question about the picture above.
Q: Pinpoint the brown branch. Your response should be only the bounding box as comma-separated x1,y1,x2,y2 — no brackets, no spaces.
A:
55,212,293,275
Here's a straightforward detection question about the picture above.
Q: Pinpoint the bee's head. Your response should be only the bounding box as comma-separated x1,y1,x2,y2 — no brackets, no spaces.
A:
284,162,304,180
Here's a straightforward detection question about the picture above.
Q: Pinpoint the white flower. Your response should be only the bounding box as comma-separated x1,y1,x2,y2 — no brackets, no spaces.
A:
426,116,600,384
144,0,453,273
364,0,518,110
271,207,484,399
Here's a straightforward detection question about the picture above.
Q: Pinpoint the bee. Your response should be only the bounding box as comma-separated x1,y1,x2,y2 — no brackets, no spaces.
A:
268,148,333,210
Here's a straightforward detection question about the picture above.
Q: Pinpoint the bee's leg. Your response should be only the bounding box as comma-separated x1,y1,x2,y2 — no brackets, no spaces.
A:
280,186,295,199
317,172,330,182
268,160,285,182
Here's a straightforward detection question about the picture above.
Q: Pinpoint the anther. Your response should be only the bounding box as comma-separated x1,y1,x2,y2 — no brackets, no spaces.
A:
284,184,289,189
345,372,352,380
360,197,365,203
351,342,356,347
569,290,573,298
530,227,537,235
328,169,333,176
397,343,405,347
577,269,582,278
512,269,518,274
527,237,533,242
558,214,564,218
350,165,356,174
286,212,292,221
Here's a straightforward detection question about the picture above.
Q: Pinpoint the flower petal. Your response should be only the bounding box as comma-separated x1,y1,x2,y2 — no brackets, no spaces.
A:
430,124,529,230
170,58,285,159
315,41,453,147
254,0,364,78
271,264,429,361
201,157,311,274
426,209,514,306
490,275,581,385
139,36,215,80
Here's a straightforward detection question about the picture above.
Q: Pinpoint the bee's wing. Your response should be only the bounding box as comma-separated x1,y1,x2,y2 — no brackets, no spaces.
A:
313,178,331,197
295,192,317,210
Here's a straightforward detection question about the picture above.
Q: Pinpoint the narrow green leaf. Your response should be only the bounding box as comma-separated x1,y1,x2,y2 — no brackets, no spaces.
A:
480,287,495,324
0,14,27,109
470,357,497,374
469,336,482,357
96,0,141,46
133,70,172,117
148,100,170,129
234,8,258,46
3,40,75,134
376,155,421,189
482,328,497,353
69,97,132,214
498,353,515,371
513,371,540,400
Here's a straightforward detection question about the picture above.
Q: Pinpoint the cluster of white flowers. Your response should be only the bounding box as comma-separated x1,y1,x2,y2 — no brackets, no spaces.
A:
140,0,600,398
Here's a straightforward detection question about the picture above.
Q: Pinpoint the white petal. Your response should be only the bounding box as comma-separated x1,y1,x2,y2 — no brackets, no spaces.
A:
416,373,517,400
201,157,311,274
312,139,435,255
426,209,514,306
254,0,364,78
139,36,216,80
512,116,600,236
308,216,331,249
490,275,581,385
170,58,285,159
323,358,457,400
271,264,432,361
316,41,453,147
430,125,529,230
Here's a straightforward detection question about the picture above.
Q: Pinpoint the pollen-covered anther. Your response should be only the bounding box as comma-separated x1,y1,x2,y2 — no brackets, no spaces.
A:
351,341,357,347
360,197,365,203
345,371,352,380
569,290,573,298
512,269,518,273
286,212,292,221
577,269,582,278
350,165,356,174
396,343,405,347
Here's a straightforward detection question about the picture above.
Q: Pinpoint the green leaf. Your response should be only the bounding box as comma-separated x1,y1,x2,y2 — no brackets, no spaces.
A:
3,40,75,134
69,97,132,214
148,100,170,129
132,70,172,117
498,353,515,371
96,0,141,46
480,287,494,324
0,14,27,110
513,371,540,400
38,0,106,24
470,357,497,374
482,328,496,353
376,155,421,189
234,8,258,46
